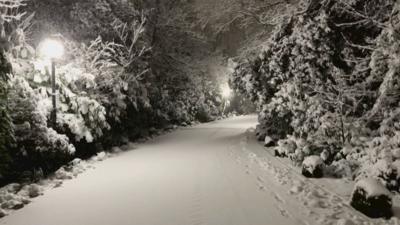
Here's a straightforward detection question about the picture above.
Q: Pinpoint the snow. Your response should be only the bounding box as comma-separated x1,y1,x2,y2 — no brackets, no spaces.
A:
320,150,330,162
303,156,324,172
327,159,354,178
91,151,107,162
276,139,297,156
0,210,5,218
354,178,392,198
0,115,399,225
17,184,42,198
337,218,354,225
392,160,400,179
264,135,274,145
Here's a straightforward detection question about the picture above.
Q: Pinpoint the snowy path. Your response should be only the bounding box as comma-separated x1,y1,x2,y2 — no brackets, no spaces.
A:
0,115,397,225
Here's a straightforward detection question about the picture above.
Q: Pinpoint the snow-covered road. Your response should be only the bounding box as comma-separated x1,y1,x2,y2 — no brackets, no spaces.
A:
0,115,397,225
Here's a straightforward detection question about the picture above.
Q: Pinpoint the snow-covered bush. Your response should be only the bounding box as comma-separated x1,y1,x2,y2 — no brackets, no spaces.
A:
326,159,356,179
0,0,151,181
8,76,75,173
357,145,400,192
274,138,297,157
255,124,267,141
264,136,274,147
230,0,400,183
351,18,400,190
0,0,33,181
10,48,110,144
350,178,393,218
0,0,226,185
302,155,324,178
0,52,13,180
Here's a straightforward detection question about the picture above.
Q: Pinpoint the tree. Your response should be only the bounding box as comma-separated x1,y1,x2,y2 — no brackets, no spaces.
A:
193,0,297,57
0,50,13,180
230,0,399,174
0,0,28,180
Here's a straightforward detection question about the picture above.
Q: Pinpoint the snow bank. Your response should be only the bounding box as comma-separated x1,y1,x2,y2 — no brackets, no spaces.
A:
0,155,94,217
0,135,142,218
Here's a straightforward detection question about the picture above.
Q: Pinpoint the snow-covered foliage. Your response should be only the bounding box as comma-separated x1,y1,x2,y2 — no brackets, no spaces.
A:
231,0,400,186
302,155,324,178
354,178,392,199
8,76,75,154
193,0,297,57
148,0,227,124
350,178,393,218
4,12,142,179
0,0,227,184
0,0,28,182
0,53,12,180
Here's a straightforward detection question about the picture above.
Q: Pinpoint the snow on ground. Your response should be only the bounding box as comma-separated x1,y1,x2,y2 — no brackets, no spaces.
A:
0,115,399,225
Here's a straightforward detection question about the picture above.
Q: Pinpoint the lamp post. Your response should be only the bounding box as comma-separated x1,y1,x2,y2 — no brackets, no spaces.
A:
221,84,232,113
38,38,64,128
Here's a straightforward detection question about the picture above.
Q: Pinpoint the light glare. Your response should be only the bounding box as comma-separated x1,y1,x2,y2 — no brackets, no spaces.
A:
39,39,64,59
221,85,232,99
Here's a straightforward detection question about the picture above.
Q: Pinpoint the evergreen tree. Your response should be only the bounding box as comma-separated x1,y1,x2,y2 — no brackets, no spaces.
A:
0,50,13,179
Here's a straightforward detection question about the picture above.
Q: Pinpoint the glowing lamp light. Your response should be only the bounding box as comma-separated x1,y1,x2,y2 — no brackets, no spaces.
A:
38,39,64,60
221,85,232,99
37,38,65,128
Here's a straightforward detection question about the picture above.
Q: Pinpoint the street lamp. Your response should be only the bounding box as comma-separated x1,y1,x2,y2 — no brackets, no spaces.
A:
221,85,232,99
221,84,232,113
38,38,64,128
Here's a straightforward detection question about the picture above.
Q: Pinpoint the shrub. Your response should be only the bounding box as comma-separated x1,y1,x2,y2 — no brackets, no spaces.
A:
8,76,75,175
350,178,393,218
0,52,13,180
302,155,324,178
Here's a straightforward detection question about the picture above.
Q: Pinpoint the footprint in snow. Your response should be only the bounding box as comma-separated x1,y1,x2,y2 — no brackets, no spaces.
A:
336,218,355,225
289,185,303,195
293,180,305,186
307,198,323,208
316,217,333,225
274,194,285,203
277,206,290,218
277,179,287,185
307,189,325,199
329,196,342,204
326,211,341,220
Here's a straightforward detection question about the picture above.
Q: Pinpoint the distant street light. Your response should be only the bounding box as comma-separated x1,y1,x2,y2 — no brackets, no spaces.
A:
38,38,64,128
221,85,232,99
221,84,232,113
